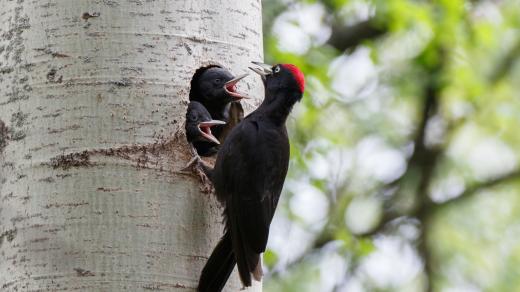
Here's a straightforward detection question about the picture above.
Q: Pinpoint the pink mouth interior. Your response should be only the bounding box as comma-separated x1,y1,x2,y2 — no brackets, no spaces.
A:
225,81,247,99
226,84,237,92
200,126,212,135
199,124,220,144
223,74,249,99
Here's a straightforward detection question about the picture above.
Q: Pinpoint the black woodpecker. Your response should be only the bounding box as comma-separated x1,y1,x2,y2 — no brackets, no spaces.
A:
198,62,305,292
185,101,226,156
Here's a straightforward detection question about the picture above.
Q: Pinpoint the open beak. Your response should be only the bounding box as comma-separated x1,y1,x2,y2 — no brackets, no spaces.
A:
198,120,226,144
249,61,273,81
224,73,250,101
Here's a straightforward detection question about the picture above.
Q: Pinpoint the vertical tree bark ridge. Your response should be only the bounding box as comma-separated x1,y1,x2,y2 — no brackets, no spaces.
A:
0,0,263,291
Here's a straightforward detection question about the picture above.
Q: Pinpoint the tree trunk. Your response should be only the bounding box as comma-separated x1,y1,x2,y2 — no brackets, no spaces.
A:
0,1,263,291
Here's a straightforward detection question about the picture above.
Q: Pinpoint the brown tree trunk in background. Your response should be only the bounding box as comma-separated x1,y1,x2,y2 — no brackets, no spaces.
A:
0,1,263,291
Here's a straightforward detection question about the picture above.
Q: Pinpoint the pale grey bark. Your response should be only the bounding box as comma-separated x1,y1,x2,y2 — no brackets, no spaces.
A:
0,0,263,291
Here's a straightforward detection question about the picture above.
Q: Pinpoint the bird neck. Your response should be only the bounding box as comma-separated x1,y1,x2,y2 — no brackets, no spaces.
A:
257,90,299,125
205,101,230,121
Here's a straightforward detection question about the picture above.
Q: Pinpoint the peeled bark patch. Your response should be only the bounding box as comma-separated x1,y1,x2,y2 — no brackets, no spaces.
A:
0,120,7,152
49,152,91,170
10,111,28,127
74,268,96,277
81,12,100,21
46,68,63,83
0,229,17,246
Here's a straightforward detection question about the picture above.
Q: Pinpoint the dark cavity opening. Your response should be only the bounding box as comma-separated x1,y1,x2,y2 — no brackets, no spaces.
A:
186,65,223,157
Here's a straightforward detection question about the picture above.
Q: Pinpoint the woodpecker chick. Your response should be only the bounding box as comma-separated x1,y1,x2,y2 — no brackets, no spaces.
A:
190,66,249,142
198,62,305,292
185,101,225,156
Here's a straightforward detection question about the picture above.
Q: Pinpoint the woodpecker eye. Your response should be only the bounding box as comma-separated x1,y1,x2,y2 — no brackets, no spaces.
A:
188,114,197,122
273,66,281,73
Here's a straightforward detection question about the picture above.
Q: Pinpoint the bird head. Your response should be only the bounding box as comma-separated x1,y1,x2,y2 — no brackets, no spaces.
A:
192,67,249,105
185,101,226,144
249,62,305,98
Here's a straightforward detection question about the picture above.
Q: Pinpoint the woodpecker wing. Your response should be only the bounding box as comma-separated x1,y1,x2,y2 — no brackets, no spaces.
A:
213,115,289,285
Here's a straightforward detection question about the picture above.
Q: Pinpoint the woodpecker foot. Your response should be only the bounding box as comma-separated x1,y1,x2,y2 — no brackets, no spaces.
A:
183,155,200,171
194,163,213,194
183,145,213,193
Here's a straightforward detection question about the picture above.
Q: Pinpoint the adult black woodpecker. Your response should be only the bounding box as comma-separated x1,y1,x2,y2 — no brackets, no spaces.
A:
185,101,226,156
190,66,249,141
198,62,305,292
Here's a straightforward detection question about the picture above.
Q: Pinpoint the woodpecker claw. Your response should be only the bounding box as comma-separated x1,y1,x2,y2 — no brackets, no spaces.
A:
183,155,200,170
183,145,202,171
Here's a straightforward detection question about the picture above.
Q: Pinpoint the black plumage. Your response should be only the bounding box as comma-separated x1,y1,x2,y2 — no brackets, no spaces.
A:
189,66,248,142
198,63,305,291
185,101,225,156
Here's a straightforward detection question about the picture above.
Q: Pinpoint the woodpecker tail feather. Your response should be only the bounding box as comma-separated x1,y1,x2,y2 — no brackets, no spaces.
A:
234,232,261,287
198,231,236,292
252,257,263,281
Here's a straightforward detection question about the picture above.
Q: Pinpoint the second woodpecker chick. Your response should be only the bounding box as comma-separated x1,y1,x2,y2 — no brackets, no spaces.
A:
185,101,226,157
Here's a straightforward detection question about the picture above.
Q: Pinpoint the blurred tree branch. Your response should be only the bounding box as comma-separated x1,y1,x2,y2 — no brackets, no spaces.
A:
489,38,520,84
435,169,520,209
327,19,387,51
415,57,444,292
360,170,520,237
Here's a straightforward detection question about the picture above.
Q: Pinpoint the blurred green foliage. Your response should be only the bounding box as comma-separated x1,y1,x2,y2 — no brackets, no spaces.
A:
261,0,520,291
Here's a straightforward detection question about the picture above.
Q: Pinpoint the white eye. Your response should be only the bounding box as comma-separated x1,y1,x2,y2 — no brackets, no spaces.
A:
274,66,281,73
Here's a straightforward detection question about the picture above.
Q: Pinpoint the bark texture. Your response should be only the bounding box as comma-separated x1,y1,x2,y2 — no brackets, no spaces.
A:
0,0,263,291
